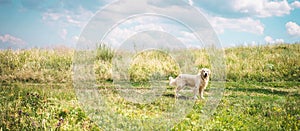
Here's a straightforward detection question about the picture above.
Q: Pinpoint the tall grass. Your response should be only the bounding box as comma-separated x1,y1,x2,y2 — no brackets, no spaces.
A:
0,48,73,83
128,50,180,82
0,43,299,83
225,44,299,82
94,43,114,82
94,43,299,82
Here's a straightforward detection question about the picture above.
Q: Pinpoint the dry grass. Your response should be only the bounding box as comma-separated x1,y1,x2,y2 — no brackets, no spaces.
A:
0,43,298,83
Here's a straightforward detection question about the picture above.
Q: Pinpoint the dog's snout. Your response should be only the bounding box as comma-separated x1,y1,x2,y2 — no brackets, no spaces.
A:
204,73,208,77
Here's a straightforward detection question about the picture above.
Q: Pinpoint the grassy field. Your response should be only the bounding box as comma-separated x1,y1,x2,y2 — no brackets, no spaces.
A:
0,43,299,130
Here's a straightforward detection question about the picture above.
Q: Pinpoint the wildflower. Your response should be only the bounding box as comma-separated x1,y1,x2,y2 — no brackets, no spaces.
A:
56,117,64,127
18,110,22,116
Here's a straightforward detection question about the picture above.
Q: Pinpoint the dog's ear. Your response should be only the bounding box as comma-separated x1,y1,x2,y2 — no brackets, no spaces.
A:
200,68,205,73
198,68,203,75
200,68,206,74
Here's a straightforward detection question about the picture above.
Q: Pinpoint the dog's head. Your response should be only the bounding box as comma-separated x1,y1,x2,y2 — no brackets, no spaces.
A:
200,68,210,79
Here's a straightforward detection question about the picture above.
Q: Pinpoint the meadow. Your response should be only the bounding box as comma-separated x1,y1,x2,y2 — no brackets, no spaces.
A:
0,43,299,130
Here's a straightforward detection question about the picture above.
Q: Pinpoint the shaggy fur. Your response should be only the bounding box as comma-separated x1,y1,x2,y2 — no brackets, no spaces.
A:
169,68,210,99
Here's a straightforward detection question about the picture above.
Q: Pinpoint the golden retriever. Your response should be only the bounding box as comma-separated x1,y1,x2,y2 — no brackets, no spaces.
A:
169,68,210,99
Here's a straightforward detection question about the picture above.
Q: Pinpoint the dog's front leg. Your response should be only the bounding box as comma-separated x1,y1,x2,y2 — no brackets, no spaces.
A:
193,87,198,99
199,87,205,99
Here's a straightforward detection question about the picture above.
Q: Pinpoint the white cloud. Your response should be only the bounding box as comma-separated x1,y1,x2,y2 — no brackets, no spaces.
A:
243,41,259,47
72,0,225,49
233,0,292,17
188,0,194,6
59,29,68,39
42,12,61,21
42,6,94,28
275,39,284,43
102,16,199,48
264,36,284,44
177,31,199,47
286,22,300,37
103,17,166,48
264,36,273,43
207,16,264,34
42,6,94,45
197,0,292,17
0,34,26,45
291,1,300,8
72,35,79,42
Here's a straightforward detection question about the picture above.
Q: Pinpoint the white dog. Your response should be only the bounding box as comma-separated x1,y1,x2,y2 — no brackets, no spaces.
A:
169,68,210,99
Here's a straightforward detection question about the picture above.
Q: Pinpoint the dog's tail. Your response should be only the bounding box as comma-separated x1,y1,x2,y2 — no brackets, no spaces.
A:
169,76,176,86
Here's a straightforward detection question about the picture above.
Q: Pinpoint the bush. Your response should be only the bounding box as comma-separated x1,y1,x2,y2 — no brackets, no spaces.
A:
128,50,180,82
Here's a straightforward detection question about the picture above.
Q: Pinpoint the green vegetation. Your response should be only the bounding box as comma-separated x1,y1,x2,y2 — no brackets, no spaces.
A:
128,50,180,82
0,43,299,130
1,82,299,130
176,82,299,130
225,44,299,82
0,83,99,130
0,48,73,83
1,44,298,83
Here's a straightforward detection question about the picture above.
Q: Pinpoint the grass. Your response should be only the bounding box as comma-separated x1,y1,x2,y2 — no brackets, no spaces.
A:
1,82,299,130
1,43,298,83
0,43,299,130
175,82,299,130
0,48,73,83
128,49,180,82
0,83,99,130
225,44,299,82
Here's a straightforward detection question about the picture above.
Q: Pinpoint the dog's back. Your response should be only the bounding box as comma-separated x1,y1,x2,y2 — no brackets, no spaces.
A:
177,74,200,87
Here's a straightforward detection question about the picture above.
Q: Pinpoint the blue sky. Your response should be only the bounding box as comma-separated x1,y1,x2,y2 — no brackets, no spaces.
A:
0,0,300,49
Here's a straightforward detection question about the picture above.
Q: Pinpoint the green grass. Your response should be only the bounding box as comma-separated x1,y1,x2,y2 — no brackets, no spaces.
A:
225,44,299,82
1,44,298,83
0,43,299,130
175,82,299,130
128,50,180,82
0,83,99,130
0,48,73,83
1,82,299,130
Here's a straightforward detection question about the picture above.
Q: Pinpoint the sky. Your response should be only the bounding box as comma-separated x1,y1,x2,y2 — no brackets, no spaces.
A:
0,0,300,49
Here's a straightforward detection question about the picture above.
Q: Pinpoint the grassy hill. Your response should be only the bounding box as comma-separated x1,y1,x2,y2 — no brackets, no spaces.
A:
0,43,299,83
225,44,299,82
0,43,299,130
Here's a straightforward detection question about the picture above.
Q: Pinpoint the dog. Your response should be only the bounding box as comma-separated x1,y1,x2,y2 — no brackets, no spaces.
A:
169,68,210,99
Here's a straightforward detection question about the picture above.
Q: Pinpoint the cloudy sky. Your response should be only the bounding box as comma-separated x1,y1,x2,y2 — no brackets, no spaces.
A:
0,0,300,49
